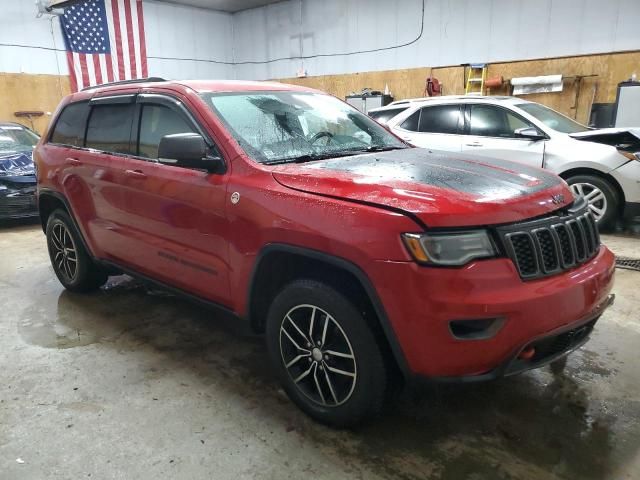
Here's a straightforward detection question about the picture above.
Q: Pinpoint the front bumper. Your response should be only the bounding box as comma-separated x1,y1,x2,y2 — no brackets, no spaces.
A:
0,193,38,219
431,294,614,382
371,245,616,378
0,176,38,220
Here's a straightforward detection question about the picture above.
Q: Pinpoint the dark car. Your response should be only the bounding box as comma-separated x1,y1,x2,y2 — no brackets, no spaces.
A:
0,122,39,220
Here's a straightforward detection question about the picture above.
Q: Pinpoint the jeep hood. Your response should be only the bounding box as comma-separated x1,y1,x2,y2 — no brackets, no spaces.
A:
272,148,572,227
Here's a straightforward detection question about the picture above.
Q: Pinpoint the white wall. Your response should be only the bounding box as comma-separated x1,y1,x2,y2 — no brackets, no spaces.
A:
232,0,640,80
144,0,234,79
1,0,639,80
0,0,234,79
0,1,68,75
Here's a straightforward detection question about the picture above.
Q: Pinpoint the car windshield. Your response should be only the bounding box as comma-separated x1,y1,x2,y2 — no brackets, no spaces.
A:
517,103,588,134
0,125,39,153
203,91,406,164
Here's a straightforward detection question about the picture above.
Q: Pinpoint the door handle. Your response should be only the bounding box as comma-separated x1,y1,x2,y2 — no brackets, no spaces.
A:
124,169,147,179
465,142,483,147
65,157,82,166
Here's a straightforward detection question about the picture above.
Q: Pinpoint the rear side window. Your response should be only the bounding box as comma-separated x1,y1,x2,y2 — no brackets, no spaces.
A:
400,110,420,131
138,104,197,159
86,104,135,154
369,107,409,125
49,102,90,147
418,105,461,134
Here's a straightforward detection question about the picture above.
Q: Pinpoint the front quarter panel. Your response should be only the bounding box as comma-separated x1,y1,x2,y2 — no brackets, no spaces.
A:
610,159,640,203
225,159,419,316
544,136,628,174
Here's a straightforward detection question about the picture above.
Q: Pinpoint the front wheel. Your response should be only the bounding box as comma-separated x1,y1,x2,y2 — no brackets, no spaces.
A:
265,279,389,427
46,209,108,292
566,174,619,229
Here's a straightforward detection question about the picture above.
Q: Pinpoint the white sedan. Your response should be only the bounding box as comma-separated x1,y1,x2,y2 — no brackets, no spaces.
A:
369,96,640,228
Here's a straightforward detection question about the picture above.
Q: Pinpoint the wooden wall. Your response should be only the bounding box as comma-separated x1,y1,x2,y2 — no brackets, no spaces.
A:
0,73,70,135
0,50,637,133
278,51,640,125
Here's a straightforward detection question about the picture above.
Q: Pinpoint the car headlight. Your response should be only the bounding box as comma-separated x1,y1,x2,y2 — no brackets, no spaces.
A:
621,151,640,161
402,230,497,266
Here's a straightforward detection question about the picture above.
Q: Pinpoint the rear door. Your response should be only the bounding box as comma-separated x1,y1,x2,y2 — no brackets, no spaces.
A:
460,104,545,167
42,99,131,258
114,93,231,304
392,104,463,151
80,95,137,259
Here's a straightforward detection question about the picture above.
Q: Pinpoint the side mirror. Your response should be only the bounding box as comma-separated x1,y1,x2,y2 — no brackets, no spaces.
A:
514,127,546,141
157,133,225,173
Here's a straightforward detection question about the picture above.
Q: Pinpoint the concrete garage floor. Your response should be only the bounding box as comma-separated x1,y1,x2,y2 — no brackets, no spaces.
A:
1,222,639,480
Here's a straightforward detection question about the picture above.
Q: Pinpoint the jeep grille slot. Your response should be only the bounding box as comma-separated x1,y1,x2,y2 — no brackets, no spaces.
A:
500,211,599,281
507,233,538,277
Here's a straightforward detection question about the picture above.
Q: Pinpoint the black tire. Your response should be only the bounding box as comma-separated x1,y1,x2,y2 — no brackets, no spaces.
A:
549,355,568,375
45,209,107,292
266,279,389,427
566,174,619,229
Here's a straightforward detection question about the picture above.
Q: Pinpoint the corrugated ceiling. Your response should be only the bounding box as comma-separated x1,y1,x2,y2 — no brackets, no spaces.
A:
153,0,285,13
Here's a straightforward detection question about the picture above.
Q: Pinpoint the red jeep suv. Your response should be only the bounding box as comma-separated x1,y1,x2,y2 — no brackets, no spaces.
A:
35,79,615,426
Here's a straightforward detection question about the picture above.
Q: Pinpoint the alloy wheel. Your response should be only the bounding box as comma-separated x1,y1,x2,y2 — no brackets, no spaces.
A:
279,304,357,407
570,182,607,222
50,223,78,282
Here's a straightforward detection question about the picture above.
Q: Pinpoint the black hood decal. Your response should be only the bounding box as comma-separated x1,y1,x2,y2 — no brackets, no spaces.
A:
302,148,560,198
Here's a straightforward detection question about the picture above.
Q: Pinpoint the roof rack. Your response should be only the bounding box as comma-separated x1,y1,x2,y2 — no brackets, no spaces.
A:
81,77,166,91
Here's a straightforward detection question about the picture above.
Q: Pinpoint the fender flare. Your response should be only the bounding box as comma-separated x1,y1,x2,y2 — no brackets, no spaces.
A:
247,243,411,378
38,188,95,257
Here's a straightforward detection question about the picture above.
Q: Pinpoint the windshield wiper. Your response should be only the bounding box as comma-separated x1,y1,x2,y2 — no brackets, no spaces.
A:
361,145,408,152
262,145,407,165
262,151,362,165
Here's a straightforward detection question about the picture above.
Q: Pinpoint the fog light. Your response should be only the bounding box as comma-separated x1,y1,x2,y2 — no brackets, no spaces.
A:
449,317,504,340
518,347,536,360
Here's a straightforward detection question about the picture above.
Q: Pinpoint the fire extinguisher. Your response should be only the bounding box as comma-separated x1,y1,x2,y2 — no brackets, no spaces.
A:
424,77,441,97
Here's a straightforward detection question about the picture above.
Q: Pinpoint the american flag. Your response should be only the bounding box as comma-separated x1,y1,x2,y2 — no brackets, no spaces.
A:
60,0,148,92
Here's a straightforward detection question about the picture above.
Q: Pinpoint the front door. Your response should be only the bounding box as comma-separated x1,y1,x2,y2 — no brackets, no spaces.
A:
116,95,231,305
460,104,545,168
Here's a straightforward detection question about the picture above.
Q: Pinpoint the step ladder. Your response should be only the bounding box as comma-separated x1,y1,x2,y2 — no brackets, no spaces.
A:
465,64,487,95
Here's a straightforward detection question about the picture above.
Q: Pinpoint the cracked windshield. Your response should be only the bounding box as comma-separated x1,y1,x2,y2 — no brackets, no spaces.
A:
204,91,406,164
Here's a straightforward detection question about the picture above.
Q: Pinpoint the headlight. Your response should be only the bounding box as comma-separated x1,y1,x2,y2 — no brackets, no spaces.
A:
402,230,497,266
621,151,640,161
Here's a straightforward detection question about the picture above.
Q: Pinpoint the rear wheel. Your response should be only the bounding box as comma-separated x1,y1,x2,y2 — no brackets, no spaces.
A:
566,174,619,229
46,209,107,292
266,279,388,427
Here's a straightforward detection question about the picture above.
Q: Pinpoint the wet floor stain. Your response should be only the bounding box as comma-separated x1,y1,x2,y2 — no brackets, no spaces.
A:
13,279,639,480
17,275,176,349
18,318,101,349
5,251,640,480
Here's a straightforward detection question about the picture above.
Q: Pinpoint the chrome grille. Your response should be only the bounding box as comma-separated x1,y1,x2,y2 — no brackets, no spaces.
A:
498,205,600,280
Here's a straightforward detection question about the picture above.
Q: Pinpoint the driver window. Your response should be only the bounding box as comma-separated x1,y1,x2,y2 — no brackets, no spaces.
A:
138,104,198,159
